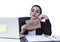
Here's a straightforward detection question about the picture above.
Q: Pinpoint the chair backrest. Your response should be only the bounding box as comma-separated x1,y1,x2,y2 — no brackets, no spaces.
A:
18,17,30,33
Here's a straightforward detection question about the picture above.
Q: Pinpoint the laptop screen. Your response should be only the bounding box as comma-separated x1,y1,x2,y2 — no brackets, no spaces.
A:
0,18,19,38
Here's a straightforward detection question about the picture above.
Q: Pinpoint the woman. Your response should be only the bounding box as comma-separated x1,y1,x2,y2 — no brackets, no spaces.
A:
20,5,52,36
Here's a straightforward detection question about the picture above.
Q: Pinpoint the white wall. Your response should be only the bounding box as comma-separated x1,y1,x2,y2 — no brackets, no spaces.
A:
0,0,60,35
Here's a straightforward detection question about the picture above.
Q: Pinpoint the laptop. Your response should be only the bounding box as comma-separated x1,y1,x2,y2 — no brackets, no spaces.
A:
0,18,19,39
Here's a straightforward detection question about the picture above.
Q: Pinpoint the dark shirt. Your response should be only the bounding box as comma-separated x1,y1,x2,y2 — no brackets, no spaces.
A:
19,17,52,36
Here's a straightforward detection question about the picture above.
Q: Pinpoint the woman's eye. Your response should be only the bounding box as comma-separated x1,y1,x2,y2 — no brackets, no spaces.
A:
36,11,39,13
35,10,40,13
31,9,34,12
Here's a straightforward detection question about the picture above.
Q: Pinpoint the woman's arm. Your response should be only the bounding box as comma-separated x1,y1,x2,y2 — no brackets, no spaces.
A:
43,19,52,36
39,14,52,36
20,24,27,34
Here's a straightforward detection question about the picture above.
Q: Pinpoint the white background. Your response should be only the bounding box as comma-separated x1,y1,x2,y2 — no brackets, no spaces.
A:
0,0,60,36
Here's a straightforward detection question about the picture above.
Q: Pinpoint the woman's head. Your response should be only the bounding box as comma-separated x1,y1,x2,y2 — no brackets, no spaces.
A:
30,5,42,19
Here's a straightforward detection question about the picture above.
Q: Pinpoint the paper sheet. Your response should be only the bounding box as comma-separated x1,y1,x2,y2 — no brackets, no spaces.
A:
0,24,8,32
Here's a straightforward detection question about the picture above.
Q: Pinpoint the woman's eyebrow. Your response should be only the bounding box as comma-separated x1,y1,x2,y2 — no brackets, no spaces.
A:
36,9,39,11
31,9,34,12
31,9,34,10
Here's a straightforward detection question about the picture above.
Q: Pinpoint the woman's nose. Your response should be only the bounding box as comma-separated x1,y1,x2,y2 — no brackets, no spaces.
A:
33,11,36,14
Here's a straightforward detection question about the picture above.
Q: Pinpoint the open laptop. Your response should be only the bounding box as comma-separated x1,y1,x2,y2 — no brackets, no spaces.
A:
0,18,19,39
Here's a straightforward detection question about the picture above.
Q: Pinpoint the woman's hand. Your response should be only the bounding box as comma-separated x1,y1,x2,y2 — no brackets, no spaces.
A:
20,24,27,34
38,14,49,20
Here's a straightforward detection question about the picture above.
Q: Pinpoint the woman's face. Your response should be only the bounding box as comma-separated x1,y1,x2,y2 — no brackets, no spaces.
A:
30,6,40,19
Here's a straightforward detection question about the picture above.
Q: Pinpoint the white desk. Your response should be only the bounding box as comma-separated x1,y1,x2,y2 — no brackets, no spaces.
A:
0,38,20,42
26,35,60,41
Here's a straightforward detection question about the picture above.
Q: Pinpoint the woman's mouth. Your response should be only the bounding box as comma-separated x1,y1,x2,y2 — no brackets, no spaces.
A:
32,15,36,17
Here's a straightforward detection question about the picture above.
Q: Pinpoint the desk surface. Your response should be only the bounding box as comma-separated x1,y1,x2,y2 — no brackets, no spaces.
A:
26,35,60,41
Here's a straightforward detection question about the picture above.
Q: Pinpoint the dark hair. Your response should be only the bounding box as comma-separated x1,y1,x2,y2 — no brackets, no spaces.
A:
31,5,42,14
